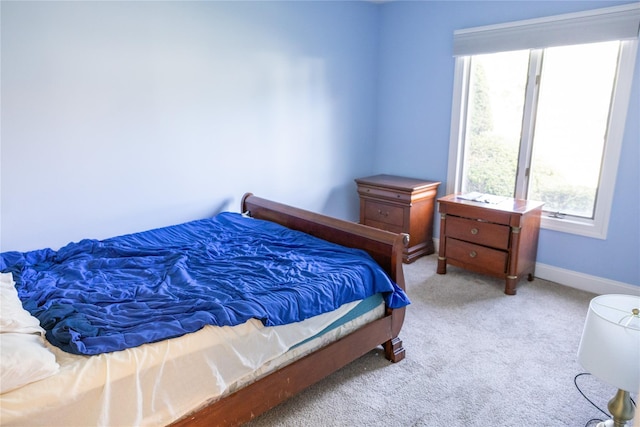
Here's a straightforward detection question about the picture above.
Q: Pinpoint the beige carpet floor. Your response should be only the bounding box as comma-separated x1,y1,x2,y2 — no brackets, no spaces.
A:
244,254,636,427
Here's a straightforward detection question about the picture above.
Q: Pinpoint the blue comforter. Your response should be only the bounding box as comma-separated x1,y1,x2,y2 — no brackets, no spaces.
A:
0,212,409,355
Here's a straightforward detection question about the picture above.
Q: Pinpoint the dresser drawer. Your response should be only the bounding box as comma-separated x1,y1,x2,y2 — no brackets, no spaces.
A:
363,200,404,228
446,237,508,274
446,216,510,250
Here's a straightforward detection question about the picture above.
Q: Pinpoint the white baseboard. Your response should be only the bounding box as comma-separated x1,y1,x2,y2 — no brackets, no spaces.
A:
534,263,639,296
433,237,639,296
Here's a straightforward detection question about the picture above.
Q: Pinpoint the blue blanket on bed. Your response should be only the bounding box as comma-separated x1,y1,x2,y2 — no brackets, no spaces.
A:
0,212,409,355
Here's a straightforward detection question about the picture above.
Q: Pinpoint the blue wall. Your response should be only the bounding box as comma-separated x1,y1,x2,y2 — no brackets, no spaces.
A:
376,1,639,286
1,1,379,251
1,1,638,287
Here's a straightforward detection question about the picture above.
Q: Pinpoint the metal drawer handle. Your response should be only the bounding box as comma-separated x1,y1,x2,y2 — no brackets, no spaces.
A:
469,251,477,258
470,228,479,235
377,209,389,217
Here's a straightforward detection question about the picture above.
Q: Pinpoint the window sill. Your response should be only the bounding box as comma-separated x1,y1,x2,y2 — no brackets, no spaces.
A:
540,214,607,240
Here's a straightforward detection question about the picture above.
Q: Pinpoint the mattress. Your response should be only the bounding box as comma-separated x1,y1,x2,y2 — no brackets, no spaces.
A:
0,294,385,427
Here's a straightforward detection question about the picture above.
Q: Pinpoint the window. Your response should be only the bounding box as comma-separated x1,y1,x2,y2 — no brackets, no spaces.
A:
447,4,639,239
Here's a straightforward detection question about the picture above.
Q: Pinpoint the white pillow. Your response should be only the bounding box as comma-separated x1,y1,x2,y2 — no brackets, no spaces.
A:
0,272,44,334
0,332,60,393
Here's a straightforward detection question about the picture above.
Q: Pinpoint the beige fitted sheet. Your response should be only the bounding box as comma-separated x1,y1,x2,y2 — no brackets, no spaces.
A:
0,298,384,427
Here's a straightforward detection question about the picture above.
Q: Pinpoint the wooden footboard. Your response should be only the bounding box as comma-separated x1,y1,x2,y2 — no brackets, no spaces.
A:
170,193,409,426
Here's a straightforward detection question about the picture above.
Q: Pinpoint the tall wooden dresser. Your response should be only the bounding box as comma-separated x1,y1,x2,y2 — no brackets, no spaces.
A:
436,194,543,295
355,175,440,263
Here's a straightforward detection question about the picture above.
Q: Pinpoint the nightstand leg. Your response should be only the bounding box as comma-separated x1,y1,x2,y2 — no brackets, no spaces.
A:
505,276,517,295
436,213,447,275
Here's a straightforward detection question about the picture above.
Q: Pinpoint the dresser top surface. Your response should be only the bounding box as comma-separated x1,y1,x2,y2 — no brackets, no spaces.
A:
438,193,544,215
355,174,440,191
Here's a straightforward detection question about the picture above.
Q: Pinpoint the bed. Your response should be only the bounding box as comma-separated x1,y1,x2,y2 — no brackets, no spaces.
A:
0,193,409,426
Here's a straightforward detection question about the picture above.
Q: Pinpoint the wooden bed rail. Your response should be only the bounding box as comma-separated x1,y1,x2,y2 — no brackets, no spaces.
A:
241,193,409,292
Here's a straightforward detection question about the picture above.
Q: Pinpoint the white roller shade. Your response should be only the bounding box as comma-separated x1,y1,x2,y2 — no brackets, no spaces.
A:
453,3,640,56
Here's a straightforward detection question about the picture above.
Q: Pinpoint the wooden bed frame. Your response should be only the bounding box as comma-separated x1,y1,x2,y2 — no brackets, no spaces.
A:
170,193,409,426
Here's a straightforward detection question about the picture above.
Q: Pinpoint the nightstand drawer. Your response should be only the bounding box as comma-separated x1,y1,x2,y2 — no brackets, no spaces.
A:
363,201,404,228
359,186,410,203
446,216,510,250
446,237,508,274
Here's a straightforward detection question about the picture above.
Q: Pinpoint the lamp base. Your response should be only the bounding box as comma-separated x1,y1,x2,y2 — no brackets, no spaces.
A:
592,388,636,427
604,389,636,427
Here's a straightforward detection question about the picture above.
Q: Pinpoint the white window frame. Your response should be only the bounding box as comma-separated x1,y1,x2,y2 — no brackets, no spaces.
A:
446,4,639,239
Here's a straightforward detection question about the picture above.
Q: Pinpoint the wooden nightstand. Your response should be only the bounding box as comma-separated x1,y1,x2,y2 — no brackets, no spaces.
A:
355,175,440,263
436,194,543,295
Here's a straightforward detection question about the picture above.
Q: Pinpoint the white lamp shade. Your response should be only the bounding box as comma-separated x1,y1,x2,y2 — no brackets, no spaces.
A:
577,294,640,393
